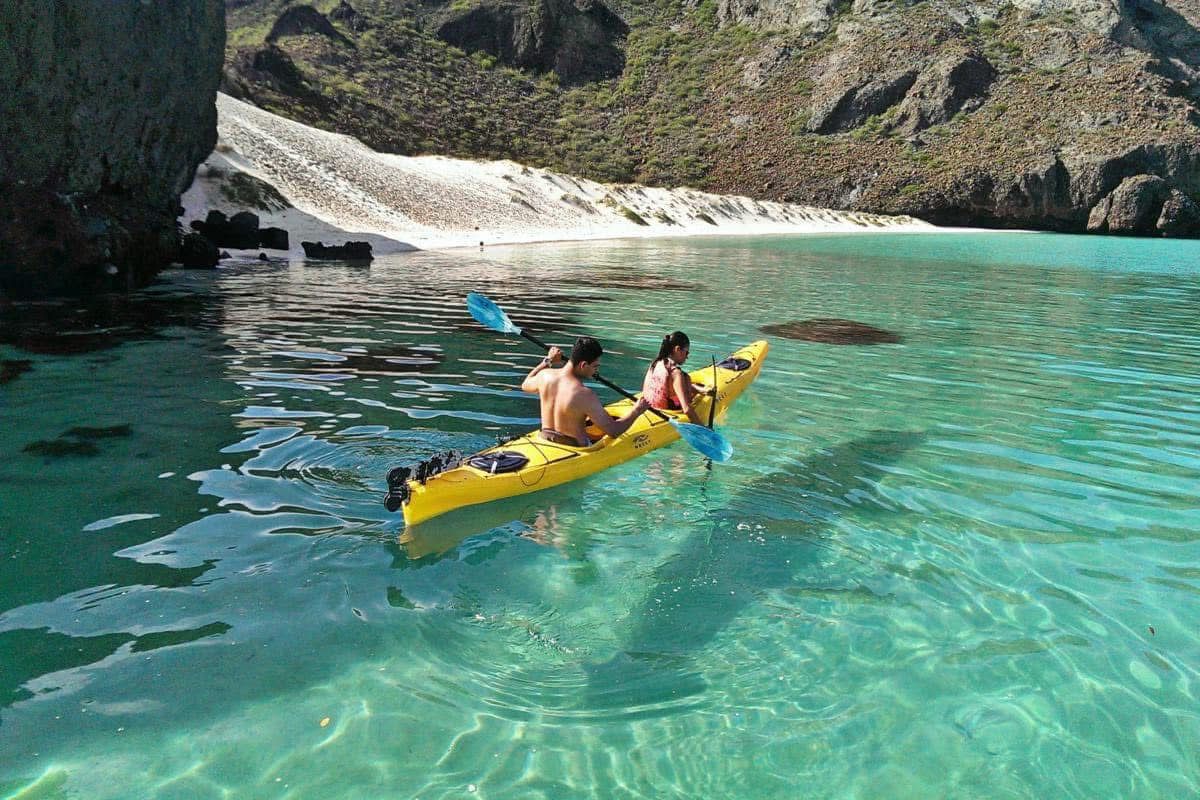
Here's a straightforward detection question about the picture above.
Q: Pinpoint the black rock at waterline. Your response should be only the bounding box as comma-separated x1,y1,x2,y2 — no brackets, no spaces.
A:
259,226,290,250
761,319,902,344
301,241,373,261
0,359,33,384
180,232,220,268
0,2,224,298
191,210,261,249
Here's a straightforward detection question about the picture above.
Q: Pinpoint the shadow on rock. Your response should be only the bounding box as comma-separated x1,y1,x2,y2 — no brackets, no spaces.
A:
761,318,902,344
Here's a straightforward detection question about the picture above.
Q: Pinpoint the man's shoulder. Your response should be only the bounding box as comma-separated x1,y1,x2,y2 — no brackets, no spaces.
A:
566,381,599,405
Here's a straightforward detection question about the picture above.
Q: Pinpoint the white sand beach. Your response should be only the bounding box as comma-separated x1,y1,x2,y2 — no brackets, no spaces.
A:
181,93,934,256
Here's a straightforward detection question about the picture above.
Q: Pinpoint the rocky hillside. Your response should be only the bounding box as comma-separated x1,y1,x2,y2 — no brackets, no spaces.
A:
0,2,226,298
223,0,1200,237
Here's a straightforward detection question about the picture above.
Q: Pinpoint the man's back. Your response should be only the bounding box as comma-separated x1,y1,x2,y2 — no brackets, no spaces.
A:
520,337,650,448
536,367,594,445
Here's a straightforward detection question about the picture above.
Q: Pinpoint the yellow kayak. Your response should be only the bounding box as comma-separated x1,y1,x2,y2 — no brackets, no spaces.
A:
386,340,768,526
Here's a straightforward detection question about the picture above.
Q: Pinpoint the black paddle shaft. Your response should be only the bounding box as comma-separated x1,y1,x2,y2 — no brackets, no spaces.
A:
707,356,717,430
518,329,672,423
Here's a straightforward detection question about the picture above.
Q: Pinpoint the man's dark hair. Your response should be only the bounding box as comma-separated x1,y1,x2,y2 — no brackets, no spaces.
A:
571,336,603,365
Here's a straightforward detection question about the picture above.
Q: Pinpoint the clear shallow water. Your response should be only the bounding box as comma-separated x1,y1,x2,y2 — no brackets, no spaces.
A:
1,232,1199,798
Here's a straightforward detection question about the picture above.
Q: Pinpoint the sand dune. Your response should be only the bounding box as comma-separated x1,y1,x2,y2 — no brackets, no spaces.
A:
181,93,933,255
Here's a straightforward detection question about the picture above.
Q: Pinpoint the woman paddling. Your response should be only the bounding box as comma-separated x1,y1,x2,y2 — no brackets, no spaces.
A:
641,331,711,426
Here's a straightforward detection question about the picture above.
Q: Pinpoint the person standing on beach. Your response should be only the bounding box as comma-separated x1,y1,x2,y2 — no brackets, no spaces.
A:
642,331,710,426
523,336,651,447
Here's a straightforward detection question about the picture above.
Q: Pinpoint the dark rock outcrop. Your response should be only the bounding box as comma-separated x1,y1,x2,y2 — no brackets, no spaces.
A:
329,1,363,31
1087,174,1172,234
809,69,919,134
892,53,996,135
190,210,261,248
0,1,225,298
1069,144,1200,214
267,5,350,45
909,144,1200,235
224,45,331,110
434,0,629,84
1156,189,1200,236
259,227,290,250
0,359,33,385
179,232,220,268
301,241,373,261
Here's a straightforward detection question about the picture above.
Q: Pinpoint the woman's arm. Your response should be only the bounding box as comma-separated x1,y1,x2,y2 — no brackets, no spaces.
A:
671,369,704,426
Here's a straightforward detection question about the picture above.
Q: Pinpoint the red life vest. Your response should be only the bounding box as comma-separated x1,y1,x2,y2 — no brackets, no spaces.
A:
642,358,682,410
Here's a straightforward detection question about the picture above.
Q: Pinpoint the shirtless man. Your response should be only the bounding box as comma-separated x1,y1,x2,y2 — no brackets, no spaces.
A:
521,336,650,447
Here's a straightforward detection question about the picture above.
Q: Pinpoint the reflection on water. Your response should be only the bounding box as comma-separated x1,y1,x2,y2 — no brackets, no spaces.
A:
1,234,1199,798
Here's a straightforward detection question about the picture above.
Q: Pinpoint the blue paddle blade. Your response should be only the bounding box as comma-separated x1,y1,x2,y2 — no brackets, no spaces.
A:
672,420,734,462
466,292,522,335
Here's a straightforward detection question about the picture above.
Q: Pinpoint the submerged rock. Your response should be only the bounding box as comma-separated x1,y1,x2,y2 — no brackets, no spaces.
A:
0,291,218,355
64,424,133,440
760,318,902,344
22,423,132,459
23,439,102,458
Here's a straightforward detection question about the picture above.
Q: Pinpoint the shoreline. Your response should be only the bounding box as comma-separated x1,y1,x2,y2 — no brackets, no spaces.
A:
182,94,945,258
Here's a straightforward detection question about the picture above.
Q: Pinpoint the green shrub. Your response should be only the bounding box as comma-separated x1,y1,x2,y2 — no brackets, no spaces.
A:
619,205,649,225
220,172,292,211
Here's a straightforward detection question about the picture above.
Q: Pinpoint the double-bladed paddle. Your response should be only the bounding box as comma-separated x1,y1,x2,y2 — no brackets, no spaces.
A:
466,292,733,462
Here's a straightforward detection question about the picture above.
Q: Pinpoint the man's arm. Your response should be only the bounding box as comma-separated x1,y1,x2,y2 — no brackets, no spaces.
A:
581,392,650,439
521,347,564,393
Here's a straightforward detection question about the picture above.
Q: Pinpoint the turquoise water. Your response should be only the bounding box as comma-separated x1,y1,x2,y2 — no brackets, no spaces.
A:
2,232,1199,798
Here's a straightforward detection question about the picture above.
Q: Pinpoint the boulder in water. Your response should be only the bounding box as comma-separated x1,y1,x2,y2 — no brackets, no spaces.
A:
259,226,290,250
179,232,220,268
301,240,373,261
191,209,262,249
760,319,902,344
0,359,33,384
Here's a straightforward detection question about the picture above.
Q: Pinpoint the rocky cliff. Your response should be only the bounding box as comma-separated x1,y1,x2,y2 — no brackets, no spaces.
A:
0,2,226,298
222,0,1199,237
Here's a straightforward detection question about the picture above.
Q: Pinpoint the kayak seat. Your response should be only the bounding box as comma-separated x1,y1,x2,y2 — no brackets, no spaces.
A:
716,357,752,371
466,451,530,474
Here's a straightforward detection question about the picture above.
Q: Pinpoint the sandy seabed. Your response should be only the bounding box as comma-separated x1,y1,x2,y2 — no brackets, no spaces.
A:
181,93,936,257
